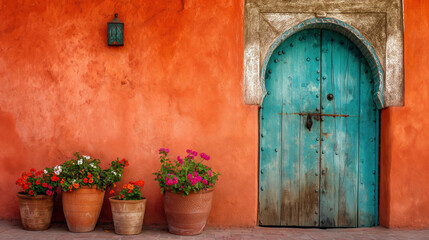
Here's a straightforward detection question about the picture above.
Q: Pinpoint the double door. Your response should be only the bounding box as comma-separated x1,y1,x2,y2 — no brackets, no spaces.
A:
259,29,379,227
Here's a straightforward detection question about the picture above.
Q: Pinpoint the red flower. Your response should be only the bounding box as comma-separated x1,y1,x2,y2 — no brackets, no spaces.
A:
128,189,132,193
51,174,60,182
36,180,40,185
23,184,29,190
133,180,145,187
28,190,34,196
42,182,48,188
120,194,124,199
89,178,93,183
83,178,88,183
30,168,36,172
109,190,114,195
27,172,32,177
87,173,92,178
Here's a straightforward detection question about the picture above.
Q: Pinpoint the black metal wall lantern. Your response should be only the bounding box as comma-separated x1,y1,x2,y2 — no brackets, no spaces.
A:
107,13,124,46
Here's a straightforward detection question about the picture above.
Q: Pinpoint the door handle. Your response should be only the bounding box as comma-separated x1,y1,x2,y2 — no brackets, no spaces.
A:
306,113,313,131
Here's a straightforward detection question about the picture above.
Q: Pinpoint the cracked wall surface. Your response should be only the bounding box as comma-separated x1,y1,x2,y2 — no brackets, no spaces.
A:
244,0,404,107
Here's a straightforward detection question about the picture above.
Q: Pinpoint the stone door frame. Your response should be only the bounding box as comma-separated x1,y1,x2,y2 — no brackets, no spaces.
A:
243,0,404,108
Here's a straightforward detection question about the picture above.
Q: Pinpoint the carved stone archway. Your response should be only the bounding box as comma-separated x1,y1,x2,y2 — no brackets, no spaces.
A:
244,0,404,108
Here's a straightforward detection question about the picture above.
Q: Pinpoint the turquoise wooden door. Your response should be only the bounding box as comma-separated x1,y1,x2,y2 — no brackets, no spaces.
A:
259,29,379,228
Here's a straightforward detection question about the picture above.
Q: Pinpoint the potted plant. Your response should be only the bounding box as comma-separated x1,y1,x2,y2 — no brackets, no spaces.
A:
109,180,147,235
58,152,128,233
153,148,220,236
15,167,59,230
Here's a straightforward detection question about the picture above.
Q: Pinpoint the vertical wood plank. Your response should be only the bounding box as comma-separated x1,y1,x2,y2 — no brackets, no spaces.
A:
357,58,379,227
259,42,283,225
320,30,360,227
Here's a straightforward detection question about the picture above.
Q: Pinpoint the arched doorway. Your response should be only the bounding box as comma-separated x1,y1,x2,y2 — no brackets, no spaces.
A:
258,28,379,228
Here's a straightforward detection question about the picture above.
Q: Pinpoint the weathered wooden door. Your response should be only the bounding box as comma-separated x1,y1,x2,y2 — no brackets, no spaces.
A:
259,29,379,228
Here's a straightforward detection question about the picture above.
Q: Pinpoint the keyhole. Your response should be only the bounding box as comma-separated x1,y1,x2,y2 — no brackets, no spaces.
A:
327,94,334,101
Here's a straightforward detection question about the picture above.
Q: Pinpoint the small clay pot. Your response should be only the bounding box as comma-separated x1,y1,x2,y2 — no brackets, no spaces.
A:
163,188,214,235
109,197,147,235
16,193,54,231
62,186,105,232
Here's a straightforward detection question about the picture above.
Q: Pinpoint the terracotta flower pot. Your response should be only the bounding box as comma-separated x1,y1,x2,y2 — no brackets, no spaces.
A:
109,197,147,235
163,188,214,235
62,186,105,232
16,193,54,231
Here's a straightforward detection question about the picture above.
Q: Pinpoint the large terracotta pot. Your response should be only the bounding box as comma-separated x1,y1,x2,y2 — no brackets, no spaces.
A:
16,193,54,231
109,197,147,235
62,186,105,232
163,188,214,235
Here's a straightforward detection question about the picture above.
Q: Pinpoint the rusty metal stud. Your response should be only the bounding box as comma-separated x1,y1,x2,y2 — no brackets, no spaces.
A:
317,70,320,73
322,76,327,80
316,57,320,61
316,138,319,141
321,220,325,224
307,57,310,62
282,50,285,54
274,148,278,152
278,51,282,55
259,220,262,225
316,108,319,111
268,69,271,74
315,173,318,176
321,106,324,110
315,211,318,214
274,59,278,63
316,77,320,81
322,151,324,154
373,170,376,174
335,152,338,155
261,147,264,151
261,187,264,191
290,43,293,47
316,150,318,153
316,95,319,98
267,91,270,95
314,221,317,225
321,138,324,141
322,189,326,193
322,169,326,175
321,117,324,121
299,37,302,41
261,169,264,174
261,116,264,120
315,189,318,193
261,134,264,137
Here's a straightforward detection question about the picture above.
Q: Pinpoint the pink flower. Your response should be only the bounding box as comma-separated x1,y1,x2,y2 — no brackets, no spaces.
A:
180,186,184,189
187,174,193,180
196,176,202,182
193,172,198,177
208,170,213,177
177,156,183,164
186,149,191,153
48,184,52,190
173,177,178,184
166,179,174,186
192,151,198,156
190,179,197,186
202,179,208,185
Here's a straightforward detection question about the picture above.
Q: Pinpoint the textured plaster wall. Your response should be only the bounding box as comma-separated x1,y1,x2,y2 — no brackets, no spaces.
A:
0,0,258,227
379,0,429,228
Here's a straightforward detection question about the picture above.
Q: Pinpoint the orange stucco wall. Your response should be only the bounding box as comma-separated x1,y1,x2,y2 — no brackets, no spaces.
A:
379,0,429,229
2,0,429,229
0,0,258,227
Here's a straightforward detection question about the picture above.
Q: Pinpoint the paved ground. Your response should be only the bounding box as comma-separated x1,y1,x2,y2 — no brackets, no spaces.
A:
0,221,428,240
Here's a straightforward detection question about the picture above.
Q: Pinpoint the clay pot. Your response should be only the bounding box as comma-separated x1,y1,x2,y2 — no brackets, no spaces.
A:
109,197,147,235
16,193,54,231
62,186,105,232
163,188,214,235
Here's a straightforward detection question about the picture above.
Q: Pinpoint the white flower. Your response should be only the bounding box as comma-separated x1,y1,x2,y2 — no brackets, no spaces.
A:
44,169,48,174
90,163,96,169
77,159,83,165
82,155,90,160
111,171,117,176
